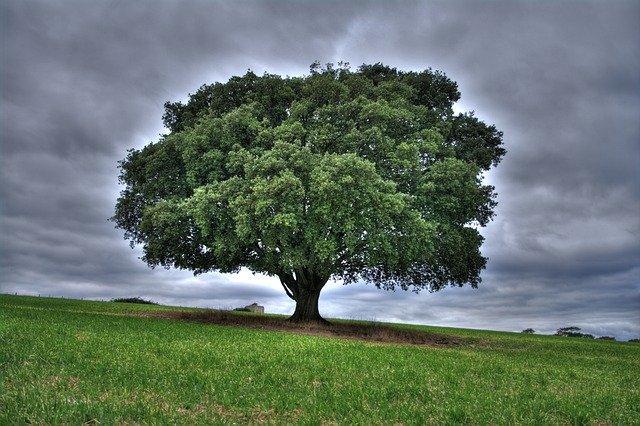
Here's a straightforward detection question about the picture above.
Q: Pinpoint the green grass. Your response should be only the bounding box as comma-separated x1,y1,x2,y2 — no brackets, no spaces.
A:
1,294,638,425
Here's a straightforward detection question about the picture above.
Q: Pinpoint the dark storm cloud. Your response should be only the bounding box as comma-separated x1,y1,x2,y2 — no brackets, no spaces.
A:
320,0,640,339
1,0,362,294
1,0,639,339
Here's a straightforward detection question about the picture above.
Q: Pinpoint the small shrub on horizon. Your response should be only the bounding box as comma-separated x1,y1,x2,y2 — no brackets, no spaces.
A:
521,328,535,334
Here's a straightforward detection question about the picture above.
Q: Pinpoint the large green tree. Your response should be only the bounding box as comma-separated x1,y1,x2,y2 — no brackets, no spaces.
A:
112,63,505,322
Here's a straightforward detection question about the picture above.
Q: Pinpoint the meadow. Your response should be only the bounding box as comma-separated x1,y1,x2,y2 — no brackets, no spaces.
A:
1,294,638,424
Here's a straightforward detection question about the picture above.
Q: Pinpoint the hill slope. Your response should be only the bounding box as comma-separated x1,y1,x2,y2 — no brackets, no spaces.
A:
1,294,638,424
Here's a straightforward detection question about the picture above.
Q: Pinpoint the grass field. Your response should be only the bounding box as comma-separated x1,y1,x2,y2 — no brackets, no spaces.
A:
1,294,638,424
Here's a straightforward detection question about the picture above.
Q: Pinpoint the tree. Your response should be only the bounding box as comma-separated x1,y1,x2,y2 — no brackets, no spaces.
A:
521,328,536,334
112,63,505,322
554,327,594,339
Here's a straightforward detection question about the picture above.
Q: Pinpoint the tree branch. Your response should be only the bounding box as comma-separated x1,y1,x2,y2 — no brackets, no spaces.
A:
277,271,298,300
280,281,295,300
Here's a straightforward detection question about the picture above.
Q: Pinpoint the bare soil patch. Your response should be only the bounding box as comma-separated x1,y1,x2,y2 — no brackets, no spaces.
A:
143,310,463,347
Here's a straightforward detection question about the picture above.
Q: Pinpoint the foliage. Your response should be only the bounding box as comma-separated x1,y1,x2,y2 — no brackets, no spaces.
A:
112,62,505,321
521,328,535,334
111,297,158,305
554,326,594,339
2,295,639,424
597,336,616,341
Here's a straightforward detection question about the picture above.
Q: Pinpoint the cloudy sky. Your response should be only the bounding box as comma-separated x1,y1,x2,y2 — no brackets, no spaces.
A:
2,0,639,340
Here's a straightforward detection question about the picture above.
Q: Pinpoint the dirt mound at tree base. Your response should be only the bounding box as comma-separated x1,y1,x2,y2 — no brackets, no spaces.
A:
145,310,464,347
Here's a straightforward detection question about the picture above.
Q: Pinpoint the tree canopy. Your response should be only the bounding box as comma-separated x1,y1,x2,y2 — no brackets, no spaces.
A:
112,62,505,322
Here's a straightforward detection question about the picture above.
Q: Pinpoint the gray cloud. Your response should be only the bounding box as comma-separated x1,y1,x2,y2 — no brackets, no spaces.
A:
1,0,639,340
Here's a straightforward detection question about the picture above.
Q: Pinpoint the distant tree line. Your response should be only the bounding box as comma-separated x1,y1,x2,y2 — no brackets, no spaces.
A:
520,326,637,342
555,326,595,339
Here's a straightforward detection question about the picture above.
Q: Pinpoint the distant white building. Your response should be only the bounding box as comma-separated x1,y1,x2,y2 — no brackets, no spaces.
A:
243,303,264,314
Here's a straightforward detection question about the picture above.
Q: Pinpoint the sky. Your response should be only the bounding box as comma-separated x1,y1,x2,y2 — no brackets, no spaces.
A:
2,0,639,340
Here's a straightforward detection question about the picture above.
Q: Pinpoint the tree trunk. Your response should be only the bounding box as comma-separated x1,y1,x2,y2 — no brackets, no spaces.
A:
289,286,327,323
282,269,329,324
